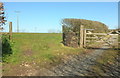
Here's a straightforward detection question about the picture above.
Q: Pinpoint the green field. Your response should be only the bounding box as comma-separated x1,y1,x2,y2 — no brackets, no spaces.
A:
3,33,84,75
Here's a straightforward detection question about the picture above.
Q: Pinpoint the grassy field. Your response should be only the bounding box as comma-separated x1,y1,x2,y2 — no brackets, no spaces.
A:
2,33,84,75
2,33,113,75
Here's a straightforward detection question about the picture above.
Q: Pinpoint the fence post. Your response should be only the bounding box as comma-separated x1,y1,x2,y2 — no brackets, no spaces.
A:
79,25,84,48
9,22,12,40
62,25,64,41
83,29,86,48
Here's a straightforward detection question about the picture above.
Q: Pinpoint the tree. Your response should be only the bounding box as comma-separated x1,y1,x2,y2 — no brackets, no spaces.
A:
0,2,6,30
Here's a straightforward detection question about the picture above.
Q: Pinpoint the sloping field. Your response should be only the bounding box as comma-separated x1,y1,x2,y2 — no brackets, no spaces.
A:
2,33,119,76
3,33,84,76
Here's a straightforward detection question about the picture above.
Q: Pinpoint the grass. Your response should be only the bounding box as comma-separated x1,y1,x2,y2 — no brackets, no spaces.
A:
90,35,119,76
3,33,115,75
91,49,118,76
2,33,84,75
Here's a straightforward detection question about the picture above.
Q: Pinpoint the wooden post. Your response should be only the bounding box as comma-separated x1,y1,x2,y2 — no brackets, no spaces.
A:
62,25,64,40
9,22,12,40
83,29,86,48
79,25,84,48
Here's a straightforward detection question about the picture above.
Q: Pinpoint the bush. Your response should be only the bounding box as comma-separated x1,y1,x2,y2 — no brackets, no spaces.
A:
2,34,12,61
62,18,109,33
62,18,109,48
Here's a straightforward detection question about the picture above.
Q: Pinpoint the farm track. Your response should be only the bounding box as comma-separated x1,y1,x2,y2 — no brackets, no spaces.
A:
3,34,118,76
34,35,119,76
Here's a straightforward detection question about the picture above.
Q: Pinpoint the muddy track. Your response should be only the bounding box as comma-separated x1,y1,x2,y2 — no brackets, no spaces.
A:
37,46,109,76
19,34,118,76
34,35,119,76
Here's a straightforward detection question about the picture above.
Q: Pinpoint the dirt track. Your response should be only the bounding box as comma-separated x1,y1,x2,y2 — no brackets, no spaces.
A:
15,34,119,76
34,34,119,76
